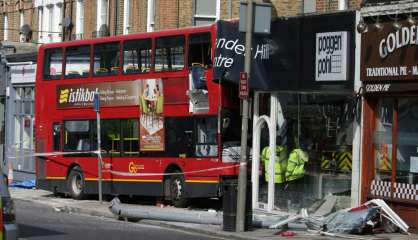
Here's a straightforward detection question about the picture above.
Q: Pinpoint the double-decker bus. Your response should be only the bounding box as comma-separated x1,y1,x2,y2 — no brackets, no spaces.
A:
35,24,242,207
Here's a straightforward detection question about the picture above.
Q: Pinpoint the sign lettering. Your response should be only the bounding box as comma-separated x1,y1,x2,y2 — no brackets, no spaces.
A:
315,31,348,81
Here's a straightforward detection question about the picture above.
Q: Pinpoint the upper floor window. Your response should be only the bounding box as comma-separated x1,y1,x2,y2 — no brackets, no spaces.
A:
123,39,152,74
193,0,218,26
155,36,185,72
75,0,84,40
43,48,63,80
303,0,316,13
65,45,90,78
97,0,108,31
93,42,121,76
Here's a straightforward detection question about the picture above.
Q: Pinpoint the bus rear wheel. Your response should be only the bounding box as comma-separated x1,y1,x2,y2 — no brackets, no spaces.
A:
68,166,85,200
169,171,189,208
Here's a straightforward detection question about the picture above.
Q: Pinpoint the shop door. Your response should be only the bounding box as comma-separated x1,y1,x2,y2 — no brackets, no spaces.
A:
370,97,418,229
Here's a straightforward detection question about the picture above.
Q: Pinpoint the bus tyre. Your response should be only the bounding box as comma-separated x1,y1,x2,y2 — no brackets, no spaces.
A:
169,171,188,208
68,166,85,200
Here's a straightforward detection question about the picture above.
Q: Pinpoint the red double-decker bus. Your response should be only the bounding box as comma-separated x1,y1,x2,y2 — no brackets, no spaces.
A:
35,24,242,206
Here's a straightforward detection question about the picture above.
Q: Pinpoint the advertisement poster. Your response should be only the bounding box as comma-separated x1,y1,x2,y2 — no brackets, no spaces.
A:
139,79,165,151
57,81,140,108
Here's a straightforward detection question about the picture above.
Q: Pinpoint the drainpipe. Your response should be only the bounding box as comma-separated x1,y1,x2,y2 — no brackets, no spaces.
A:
0,51,7,176
62,0,66,41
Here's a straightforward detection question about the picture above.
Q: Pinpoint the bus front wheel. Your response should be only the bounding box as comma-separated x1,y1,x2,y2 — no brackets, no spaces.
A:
169,171,189,208
68,166,85,200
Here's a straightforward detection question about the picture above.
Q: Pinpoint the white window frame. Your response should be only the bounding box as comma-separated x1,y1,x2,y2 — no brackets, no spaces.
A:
147,0,154,32
55,3,63,42
303,0,316,14
37,7,43,43
97,0,108,31
47,5,53,42
20,11,24,42
193,0,220,26
338,0,347,10
123,0,130,34
75,0,84,38
4,15,8,41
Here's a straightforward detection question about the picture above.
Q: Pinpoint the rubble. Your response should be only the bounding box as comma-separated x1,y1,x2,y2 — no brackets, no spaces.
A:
268,198,410,237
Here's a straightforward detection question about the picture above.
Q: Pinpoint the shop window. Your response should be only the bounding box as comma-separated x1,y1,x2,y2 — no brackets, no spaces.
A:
65,45,90,78
396,98,418,184
14,87,35,150
121,119,139,156
64,120,91,151
43,48,63,80
53,123,61,151
258,93,354,212
195,117,217,157
155,36,184,72
373,98,393,182
370,97,418,200
123,38,152,74
93,42,121,76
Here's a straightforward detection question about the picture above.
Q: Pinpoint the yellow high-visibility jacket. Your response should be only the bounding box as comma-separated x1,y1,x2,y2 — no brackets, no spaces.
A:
261,146,287,183
285,149,308,182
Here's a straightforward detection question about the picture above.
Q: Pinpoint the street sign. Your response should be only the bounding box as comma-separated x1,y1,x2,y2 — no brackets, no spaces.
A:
93,91,100,112
239,72,248,99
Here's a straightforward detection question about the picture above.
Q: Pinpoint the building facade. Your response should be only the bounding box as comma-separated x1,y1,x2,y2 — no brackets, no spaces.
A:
0,0,362,43
359,0,418,230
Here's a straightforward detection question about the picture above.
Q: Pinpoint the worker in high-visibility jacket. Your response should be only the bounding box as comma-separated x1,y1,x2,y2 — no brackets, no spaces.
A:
285,148,309,182
261,144,287,184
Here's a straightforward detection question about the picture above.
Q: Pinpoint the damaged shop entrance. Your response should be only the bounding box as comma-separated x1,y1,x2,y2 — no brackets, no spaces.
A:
251,92,356,215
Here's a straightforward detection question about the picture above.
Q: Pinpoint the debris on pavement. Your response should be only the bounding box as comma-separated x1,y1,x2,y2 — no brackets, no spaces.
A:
268,198,410,237
9,179,35,189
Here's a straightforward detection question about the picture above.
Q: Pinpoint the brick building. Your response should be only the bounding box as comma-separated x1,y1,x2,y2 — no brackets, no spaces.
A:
0,0,363,43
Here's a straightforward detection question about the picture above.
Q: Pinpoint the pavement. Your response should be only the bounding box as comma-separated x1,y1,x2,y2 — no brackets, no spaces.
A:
10,188,418,240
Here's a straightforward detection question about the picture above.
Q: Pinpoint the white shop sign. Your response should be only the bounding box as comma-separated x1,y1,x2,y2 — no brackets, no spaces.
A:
315,31,348,81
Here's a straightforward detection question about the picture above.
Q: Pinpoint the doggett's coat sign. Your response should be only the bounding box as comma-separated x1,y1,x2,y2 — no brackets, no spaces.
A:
361,20,418,81
57,80,140,108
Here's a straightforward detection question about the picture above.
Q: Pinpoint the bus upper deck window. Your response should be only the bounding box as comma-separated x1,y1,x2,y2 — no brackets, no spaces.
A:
43,48,63,80
93,42,121,76
155,36,185,72
65,45,91,79
123,39,152,74
188,32,211,68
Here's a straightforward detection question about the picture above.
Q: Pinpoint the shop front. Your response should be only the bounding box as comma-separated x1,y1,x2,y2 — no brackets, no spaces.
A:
214,11,361,215
251,12,360,214
361,19,418,230
5,53,37,182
